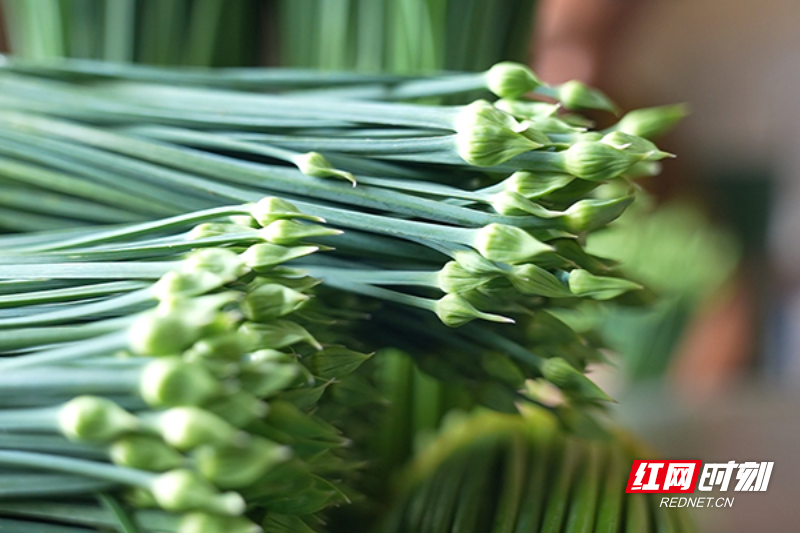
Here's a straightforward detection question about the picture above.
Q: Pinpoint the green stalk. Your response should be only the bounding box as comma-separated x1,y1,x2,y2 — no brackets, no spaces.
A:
0,450,155,488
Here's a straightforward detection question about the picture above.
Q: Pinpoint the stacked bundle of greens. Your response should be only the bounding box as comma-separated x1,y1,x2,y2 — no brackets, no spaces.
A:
0,59,684,531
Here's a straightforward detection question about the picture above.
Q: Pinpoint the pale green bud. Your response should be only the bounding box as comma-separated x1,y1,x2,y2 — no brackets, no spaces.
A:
58,396,138,442
494,99,559,120
502,171,575,199
240,243,320,270
622,161,662,179
259,220,342,246
206,391,269,428
437,261,497,293
601,131,673,161
563,196,634,233
251,197,324,227
541,357,613,403
178,513,262,533
490,191,555,217
507,264,572,297
182,249,247,285
139,357,221,407
185,332,254,362
129,302,228,357
557,80,618,113
568,269,643,300
454,100,542,167
153,271,225,300
434,293,514,327
194,437,292,488
110,435,184,471
240,320,322,350
241,284,309,322
485,62,541,99
156,407,246,450
563,141,643,181
188,223,257,241
239,362,299,397
292,152,356,185
614,104,688,140
150,469,245,516
474,223,553,264
452,249,506,276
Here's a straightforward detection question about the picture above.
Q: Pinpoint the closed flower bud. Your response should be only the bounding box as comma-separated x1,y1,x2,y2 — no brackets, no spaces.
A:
614,104,688,140
251,197,324,227
139,357,221,407
178,513,262,533
194,437,292,488
153,271,225,300
206,391,269,428
156,407,246,451
259,220,342,246
485,62,541,99
490,191,554,217
601,131,673,161
241,284,309,322
150,469,245,516
451,250,506,276
58,396,139,442
185,332,254,362
541,357,613,403
292,151,356,185
239,362,299,397
563,141,643,181
568,269,643,300
240,243,320,270
563,196,634,233
474,223,553,264
182,249,247,285
557,80,618,113
239,320,322,351
110,435,184,471
434,293,514,327
188,223,257,241
437,261,496,293
507,264,572,297
524,115,586,134
502,171,575,199
454,100,542,167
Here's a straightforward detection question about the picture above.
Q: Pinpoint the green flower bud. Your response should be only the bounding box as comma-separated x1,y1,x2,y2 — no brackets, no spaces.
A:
292,152,356,185
239,362,299,397
434,293,514,327
568,269,642,300
454,100,542,167
507,264,572,297
437,261,496,293
502,171,575,199
150,469,245,516
306,346,373,380
58,396,139,442
563,141,643,181
241,284,310,322
622,161,662,179
541,357,613,403
129,304,226,357
195,437,292,488
153,271,225,300
452,249,506,276
494,99,559,120
563,195,634,233
185,332,254,362
240,243,320,270
206,391,269,428
474,223,553,264
188,223,257,241
557,80,618,113
259,220,342,246
139,357,221,407
614,104,688,140
601,131,673,161
110,435,184,471
485,62,541,99
490,191,555,217
240,320,322,351
182,249,247,285
156,407,246,450
251,197,324,227
178,513,262,533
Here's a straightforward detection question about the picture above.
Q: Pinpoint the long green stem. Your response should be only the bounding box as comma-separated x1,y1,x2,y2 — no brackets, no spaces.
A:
0,450,155,488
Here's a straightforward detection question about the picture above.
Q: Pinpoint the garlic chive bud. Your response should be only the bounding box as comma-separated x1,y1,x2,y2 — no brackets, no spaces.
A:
241,284,310,322
183,249,248,286
259,220,342,245
507,264,572,297
434,293,514,327
58,396,139,442
293,151,356,185
474,224,553,264
525,116,586,134
185,332,254,362
486,62,541,99
139,357,221,407
601,131,674,161
437,261,496,293
153,271,224,300
206,391,269,428
178,513,262,533
239,362,299,396
623,161,662,179
490,191,554,217
454,100,542,167
563,196,634,233
495,99,560,120
156,407,246,451
614,104,688,140
251,196,324,227
150,469,245,516
502,171,575,199
557,80,619,113
568,269,643,300
194,438,292,488
541,357,614,403
452,250,506,276
239,320,322,350
240,243,320,270
563,141,643,181
110,435,184,471
188,223,256,241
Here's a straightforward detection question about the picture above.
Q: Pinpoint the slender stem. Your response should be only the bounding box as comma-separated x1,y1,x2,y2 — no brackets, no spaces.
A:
0,262,176,279
0,450,155,488
0,331,130,371
0,366,141,396
0,281,148,308
304,266,439,288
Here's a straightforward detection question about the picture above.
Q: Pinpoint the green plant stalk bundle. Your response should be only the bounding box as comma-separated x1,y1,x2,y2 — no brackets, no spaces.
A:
0,59,685,532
